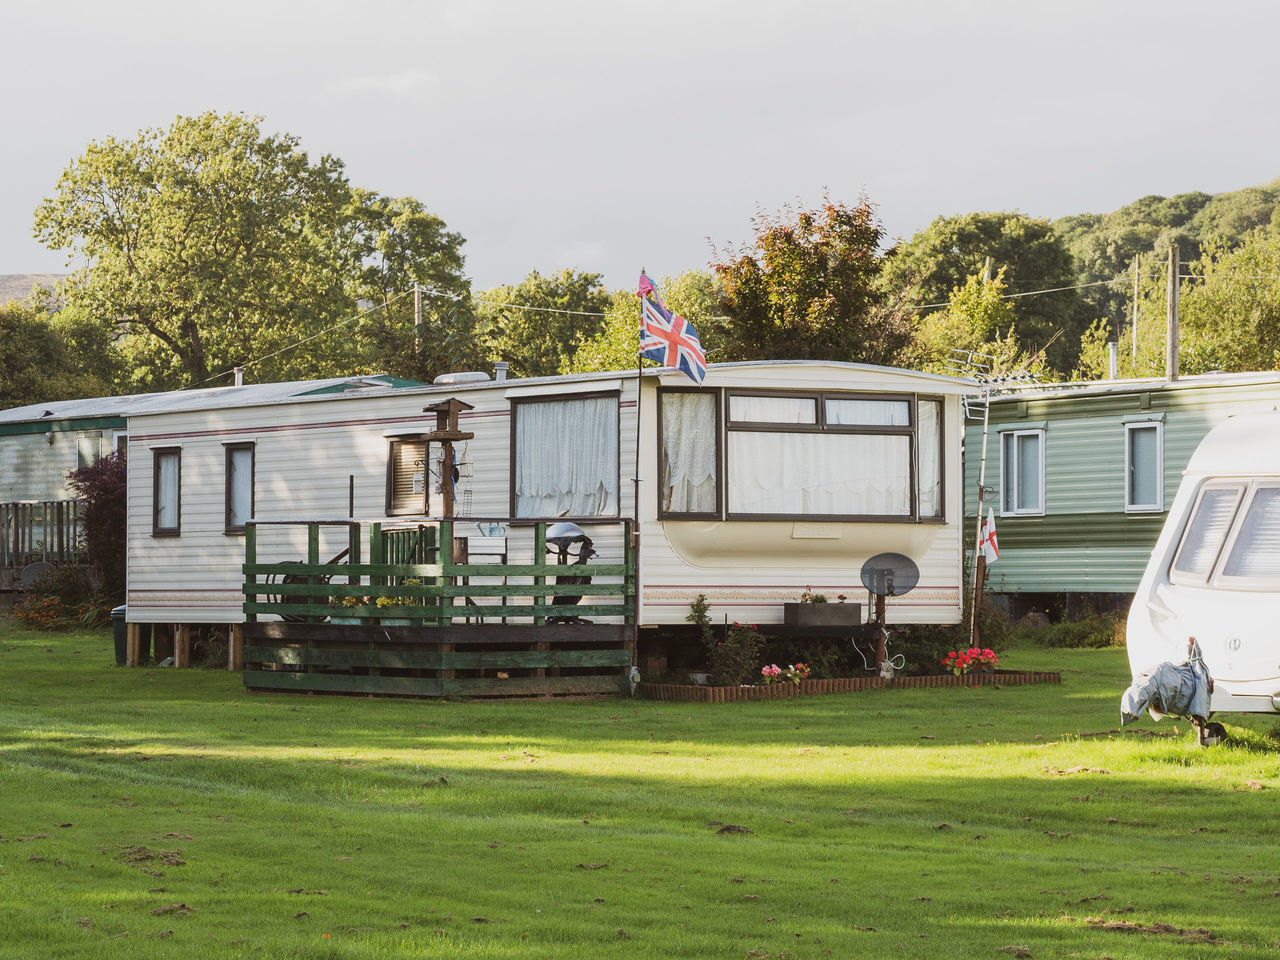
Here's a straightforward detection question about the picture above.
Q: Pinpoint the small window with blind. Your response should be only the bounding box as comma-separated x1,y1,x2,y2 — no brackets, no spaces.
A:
386,438,427,516
1221,485,1280,583
1170,483,1244,584
999,429,1044,516
224,442,254,534
1125,422,1163,512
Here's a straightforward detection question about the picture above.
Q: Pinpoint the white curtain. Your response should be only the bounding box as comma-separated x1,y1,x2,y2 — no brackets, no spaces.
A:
730,395,816,423
728,432,911,516
661,393,717,512
228,446,253,527
156,451,179,529
515,396,618,517
825,398,910,426
917,400,941,518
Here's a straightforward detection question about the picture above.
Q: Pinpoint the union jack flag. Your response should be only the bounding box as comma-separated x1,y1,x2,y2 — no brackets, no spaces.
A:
638,271,707,384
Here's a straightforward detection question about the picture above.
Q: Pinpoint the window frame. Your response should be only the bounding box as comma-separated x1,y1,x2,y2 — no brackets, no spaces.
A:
713,388,931,523
1124,421,1164,513
223,442,255,535
915,395,946,522
1170,480,1280,590
76,431,104,469
152,446,182,537
385,436,428,517
656,387,722,520
999,428,1046,517
509,391,621,519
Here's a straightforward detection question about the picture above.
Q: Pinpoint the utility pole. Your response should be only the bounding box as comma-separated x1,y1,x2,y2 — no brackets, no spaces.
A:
1166,245,1179,381
413,284,422,354
1132,255,1140,360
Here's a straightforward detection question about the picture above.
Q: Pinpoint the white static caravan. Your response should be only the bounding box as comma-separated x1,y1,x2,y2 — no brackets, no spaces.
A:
1127,412,1280,718
122,361,970,639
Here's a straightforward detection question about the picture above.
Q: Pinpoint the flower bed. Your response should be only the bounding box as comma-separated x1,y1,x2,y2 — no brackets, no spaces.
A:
636,669,1060,703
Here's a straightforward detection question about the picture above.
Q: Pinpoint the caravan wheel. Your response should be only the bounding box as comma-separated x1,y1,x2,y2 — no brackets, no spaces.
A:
1196,721,1227,748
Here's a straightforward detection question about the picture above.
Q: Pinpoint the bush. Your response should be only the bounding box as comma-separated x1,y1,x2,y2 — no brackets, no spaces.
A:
1026,612,1124,648
12,565,111,631
707,623,765,685
67,450,127,603
892,599,1015,675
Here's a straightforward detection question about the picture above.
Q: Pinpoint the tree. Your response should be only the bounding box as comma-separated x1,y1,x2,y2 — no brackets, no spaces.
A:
34,112,468,390
474,269,611,377
711,195,913,366
67,450,127,604
0,289,116,407
910,268,1046,378
883,211,1089,373
568,270,725,374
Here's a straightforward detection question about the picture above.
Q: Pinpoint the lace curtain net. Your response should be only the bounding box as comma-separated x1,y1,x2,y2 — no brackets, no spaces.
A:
515,396,619,516
728,432,911,515
661,393,717,512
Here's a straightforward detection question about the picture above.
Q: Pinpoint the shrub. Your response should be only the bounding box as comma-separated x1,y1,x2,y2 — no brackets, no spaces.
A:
1028,612,1125,648
67,449,127,603
12,565,111,631
707,623,765,685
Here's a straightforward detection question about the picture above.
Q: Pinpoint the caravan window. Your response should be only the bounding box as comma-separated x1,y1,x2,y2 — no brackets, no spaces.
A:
224,443,255,533
1125,422,1163,512
386,438,427,516
1170,484,1244,583
512,394,619,518
717,390,934,521
1000,429,1044,516
152,447,181,536
1221,486,1280,581
660,391,719,516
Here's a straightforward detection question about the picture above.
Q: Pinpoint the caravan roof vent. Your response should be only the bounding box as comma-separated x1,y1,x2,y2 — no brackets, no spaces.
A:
433,371,490,385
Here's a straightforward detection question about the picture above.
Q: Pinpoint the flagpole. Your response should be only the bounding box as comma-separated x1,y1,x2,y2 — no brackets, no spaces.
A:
633,271,646,646
969,381,991,647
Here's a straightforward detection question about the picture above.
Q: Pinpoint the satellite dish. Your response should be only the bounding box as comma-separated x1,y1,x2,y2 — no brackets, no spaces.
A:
20,562,54,589
859,552,920,598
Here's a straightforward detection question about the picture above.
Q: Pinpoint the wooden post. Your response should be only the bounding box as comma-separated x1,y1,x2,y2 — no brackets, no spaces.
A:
126,622,142,667
970,552,987,646
228,624,244,671
175,624,191,669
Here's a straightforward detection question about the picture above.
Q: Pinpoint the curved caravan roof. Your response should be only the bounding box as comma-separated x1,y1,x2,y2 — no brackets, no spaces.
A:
1186,412,1280,477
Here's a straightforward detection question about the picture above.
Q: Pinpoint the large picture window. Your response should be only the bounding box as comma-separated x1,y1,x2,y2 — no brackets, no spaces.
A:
679,389,941,521
1000,429,1044,516
224,443,254,533
152,447,181,536
513,394,619,517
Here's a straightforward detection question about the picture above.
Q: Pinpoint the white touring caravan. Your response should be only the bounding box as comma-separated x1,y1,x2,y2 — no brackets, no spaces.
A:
1127,412,1280,733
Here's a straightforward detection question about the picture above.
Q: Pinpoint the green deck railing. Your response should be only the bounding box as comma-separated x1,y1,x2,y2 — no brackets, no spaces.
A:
243,518,636,626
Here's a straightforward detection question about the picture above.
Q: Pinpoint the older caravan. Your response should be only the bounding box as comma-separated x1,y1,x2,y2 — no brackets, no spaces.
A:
120,361,971,688
1127,412,1280,717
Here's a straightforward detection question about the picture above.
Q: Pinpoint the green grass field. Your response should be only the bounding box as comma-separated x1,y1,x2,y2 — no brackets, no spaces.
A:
1,619,1278,959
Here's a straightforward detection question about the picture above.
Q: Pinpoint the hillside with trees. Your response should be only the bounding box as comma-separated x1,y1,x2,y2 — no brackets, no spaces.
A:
12,120,1280,408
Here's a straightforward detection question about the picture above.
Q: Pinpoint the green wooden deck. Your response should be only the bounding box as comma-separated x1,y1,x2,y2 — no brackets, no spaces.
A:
241,518,636,698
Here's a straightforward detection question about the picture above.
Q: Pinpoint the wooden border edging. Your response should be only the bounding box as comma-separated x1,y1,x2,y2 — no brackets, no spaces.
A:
636,670,1060,703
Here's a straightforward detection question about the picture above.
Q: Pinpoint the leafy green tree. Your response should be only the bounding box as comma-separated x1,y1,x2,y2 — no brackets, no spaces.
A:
474,269,611,377
34,112,467,390
711,195,913,365
1178,231,1280,372
884,211,1088,373
568,270,724,374
910,268,1046,378
0,290,115,407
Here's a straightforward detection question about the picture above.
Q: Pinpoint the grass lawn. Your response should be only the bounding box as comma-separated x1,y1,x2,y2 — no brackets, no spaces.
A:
1,619,1279,959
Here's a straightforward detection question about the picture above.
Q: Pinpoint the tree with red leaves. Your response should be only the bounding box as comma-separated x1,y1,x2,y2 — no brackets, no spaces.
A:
711,194,914,365
67,450,127,604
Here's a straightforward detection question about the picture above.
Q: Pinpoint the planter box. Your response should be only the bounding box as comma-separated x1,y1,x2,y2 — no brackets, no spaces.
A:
636,669,1060,703
783,602,862,628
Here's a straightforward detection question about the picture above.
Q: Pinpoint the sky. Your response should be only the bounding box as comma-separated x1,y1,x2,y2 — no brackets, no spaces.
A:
4,0,1280,294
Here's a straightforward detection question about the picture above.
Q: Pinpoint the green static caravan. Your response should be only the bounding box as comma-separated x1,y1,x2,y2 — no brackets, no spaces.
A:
118,362,973,641
964,371,1280,619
